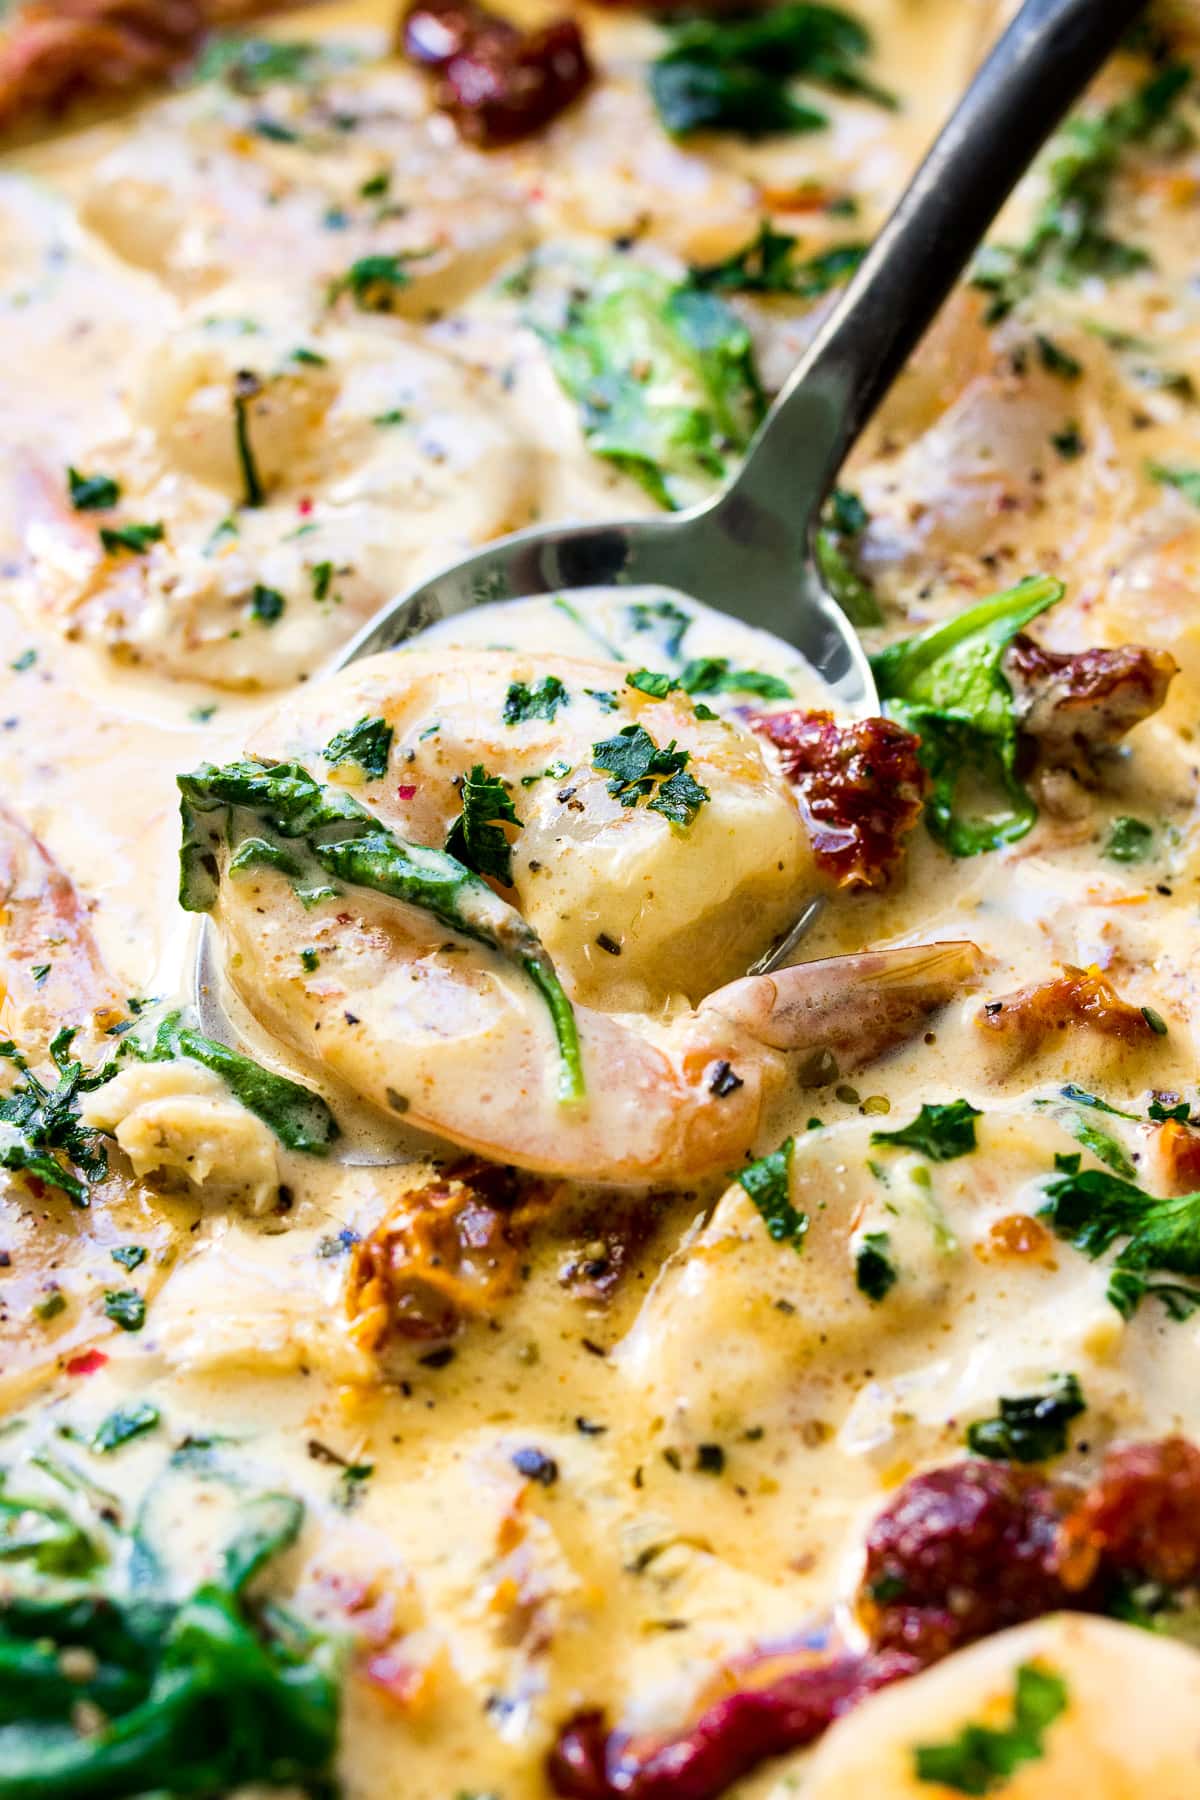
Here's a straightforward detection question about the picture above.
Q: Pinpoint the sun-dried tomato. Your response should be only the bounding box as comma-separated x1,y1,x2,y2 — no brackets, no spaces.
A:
1005,634,1176,770
751,710,927,889
861,1460,1073,1662
1057,1436,1200,1591
1145,1117,1200,1197
346,1157,525,1351
977,963,1158,1053
400,0,591,146
547,1651,918,1800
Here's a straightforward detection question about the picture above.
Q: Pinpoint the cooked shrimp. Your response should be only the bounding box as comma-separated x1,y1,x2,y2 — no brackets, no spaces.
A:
197,650,981,1182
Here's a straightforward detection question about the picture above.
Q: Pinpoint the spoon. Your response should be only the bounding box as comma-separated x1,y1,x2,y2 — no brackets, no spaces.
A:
195,0,1139,1055
334,0,1141,707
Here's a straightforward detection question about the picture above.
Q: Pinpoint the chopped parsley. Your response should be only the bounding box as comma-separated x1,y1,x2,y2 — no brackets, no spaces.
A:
503,676,569,726
99,522,163,557
626,668,677,698
93,1400,160,1454
650,3,895,138
250,584,286,625
67,466,120,512
323,715,393,781
445,766,521,886
591,723,710,826
195,34,326,93
855,1230,896,1301
328,251,429,312
0,1031,114,1206
737,1136,806,1249
540,265,764,510
111,1245,146,1270
966,1374,1085,1463
1034,334,1082,381
871,574,1064,856
972,61,1193,320
311,560,334,602
913,1661,1069,1793
103,1289,146,1332
627,598,692,660
10,649,36,673
688,220,868,296
814,485,881,627
870,1098,981,1162
1049,422,1084,460
300,948,320,973
1039,1164,1200,1318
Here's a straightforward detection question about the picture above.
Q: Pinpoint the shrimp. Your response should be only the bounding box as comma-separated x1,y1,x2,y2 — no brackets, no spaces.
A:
200,650,981,1183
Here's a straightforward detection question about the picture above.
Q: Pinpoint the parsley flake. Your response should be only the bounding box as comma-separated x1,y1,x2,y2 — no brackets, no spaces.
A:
323,715,393,780
445,766,521,886
737,1137,806,1250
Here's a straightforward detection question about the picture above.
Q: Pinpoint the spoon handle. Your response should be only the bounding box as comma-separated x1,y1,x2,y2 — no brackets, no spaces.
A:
730,0,1148,515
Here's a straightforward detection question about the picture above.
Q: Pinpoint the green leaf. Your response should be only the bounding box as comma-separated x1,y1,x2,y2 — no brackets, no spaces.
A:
626,598,692,660
195,34,327,93
814,485,881,627
737,1137,806,1249
444,766,521,886
913,1661,1069,1793
0,1491,98,1576
328,250,429,312
93,1402,161,1454
1148,460,1200,508
1039,1165,1200,1317
966,1374,1085,1462
1105,815,1155,862
123,1009,339,1157
626,669,678,698
591,724,710,826
177,759,584,1104
650,3,895,138
540,266,764,510
855,1230,896,1301
971,61,1191,320
250,584,285,625
688,220,867,296
220,1493,304,1594
504,676,569,726
99,522,163,557
67,467,120,512
871,574,1064,856
103,1289,146,1332
870,1099,981,1162
322,715,393,781
679,656,792,700
0,1036,114,1208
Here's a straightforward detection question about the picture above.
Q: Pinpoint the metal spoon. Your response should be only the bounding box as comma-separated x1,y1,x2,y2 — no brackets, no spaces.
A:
195,0,1139,1055
334,0,1140,704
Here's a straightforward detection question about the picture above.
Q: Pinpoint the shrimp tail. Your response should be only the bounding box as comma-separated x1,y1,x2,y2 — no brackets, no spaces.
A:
699,942,982,1070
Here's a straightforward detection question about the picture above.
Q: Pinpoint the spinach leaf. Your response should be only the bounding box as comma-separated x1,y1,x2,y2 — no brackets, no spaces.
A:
814,485,881,627
650,3,895,138
1039,1165,1200,1318
855,1230,896,1301
1105,815,1154,862
94,1403,161,1455
323,715,393,781
913,1661,1068,1793
99,522,163,557
870,574,1064,855
122,1009,338,1158
0,1489,99,1577
540,267,764,510
737,1136,806,1249
972,62,1192,320
445,766,521,886
870,1099,981,1162
592,724,710,827
178,760,583,1102
966,1374,1085,1463
679,657,792,699
689,221,867,296
0,1486,338,1796
504,676,569,726
1147,460,1200,508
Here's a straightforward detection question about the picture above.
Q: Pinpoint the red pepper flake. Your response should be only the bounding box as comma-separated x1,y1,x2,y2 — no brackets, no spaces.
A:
298,496,314,517
397,784,417,801
65,1348,108,1376
361,1648,422,1705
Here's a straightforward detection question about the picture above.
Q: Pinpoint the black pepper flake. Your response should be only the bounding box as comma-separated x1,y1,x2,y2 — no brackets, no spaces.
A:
708,1059,744,1098
581,1337,607,1357
575,1416,608,1436
344,1010,361,1026
984,1000,1004,1015
695,1443,725,1476
512,1446,559,1486
418,1345,455,1369
595,933,622,956
662,1447,682,1471
0,1251,10,1268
